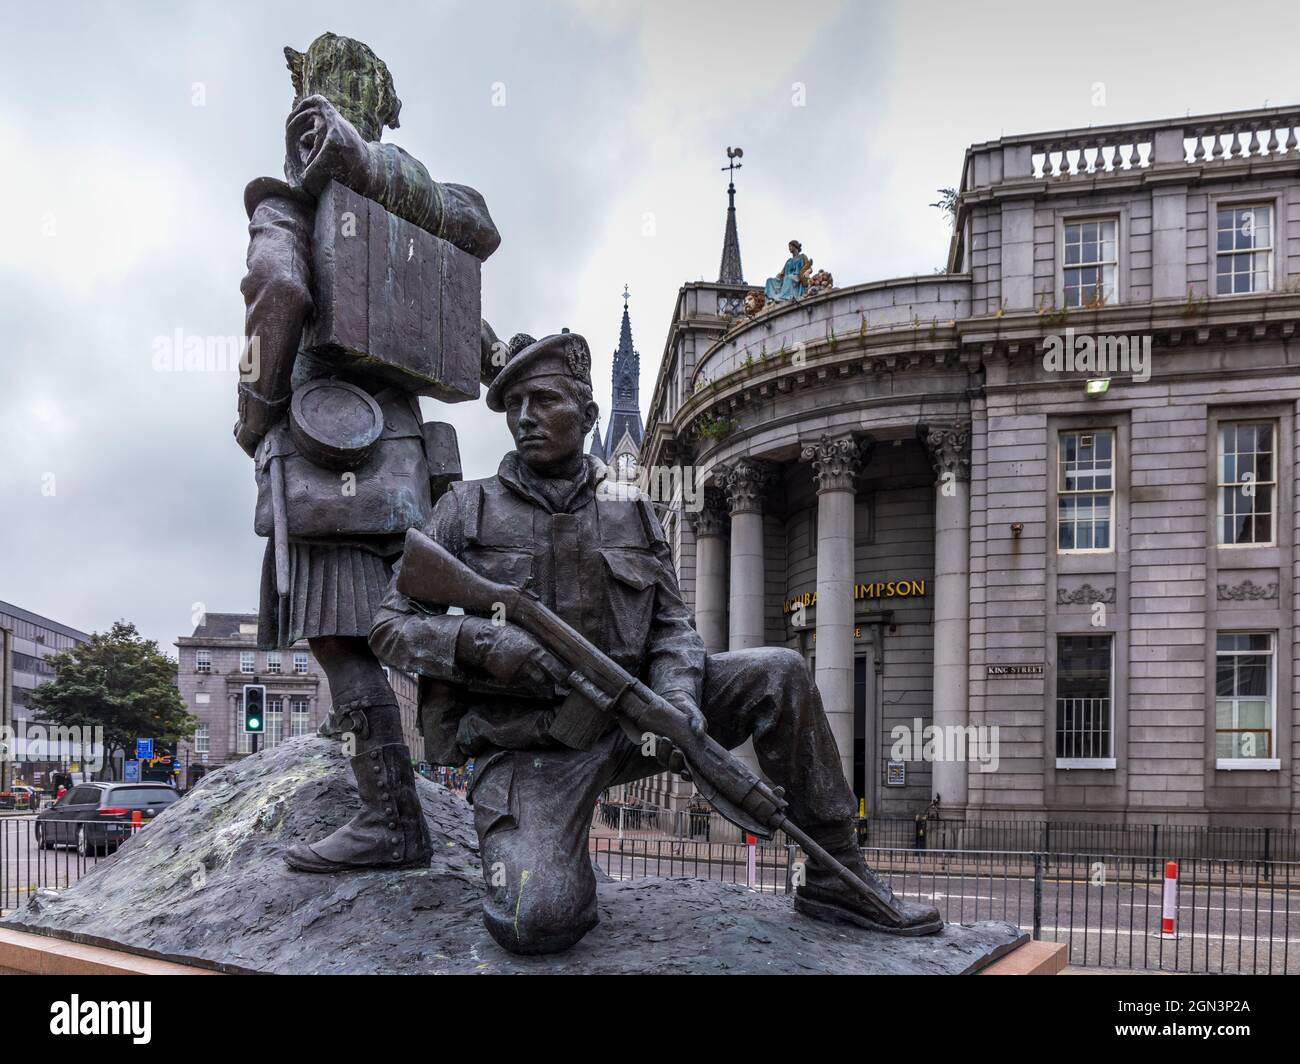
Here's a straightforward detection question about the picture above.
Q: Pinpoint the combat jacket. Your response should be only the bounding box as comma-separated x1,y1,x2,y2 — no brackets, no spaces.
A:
370,453,706,761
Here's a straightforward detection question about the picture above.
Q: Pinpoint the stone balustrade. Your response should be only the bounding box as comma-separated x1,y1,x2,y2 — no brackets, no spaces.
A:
963,105,1300,191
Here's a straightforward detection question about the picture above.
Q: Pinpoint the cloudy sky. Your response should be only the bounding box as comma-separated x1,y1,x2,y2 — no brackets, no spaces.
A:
3,0,1298,652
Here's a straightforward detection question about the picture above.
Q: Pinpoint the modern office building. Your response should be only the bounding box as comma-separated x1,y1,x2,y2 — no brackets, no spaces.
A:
174,613,423,788
0,601,92,788
639,106,1300,830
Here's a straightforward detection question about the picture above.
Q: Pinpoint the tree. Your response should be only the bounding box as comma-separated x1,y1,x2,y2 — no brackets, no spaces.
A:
28,620,197,780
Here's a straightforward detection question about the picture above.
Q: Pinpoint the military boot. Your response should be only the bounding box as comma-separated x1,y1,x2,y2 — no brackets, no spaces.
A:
795,834,943,936
284,742,432,872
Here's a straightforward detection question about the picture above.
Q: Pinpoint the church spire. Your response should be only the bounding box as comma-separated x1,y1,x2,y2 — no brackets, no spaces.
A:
617,283,635,362
602,285,645,462
718,146,745,285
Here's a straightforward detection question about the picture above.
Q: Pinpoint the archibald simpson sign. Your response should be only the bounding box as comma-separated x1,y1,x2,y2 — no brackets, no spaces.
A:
783,579,927,614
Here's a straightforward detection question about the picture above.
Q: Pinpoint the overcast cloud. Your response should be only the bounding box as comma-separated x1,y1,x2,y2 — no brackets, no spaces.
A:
2,0,1298,652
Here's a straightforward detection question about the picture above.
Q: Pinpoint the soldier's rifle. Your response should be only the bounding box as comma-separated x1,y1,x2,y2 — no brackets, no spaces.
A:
397,527,883,911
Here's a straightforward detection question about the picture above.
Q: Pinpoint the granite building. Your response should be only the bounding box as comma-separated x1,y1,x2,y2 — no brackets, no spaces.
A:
639,106,1300,830
175,613,422,788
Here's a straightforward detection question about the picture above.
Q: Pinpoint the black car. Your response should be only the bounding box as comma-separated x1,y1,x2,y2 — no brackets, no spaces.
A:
34,782,180,856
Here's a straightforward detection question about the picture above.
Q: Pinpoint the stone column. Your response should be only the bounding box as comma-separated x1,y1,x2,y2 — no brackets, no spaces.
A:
801,434,870,792
686,486,729,654
919,422,972,813
716,457,775,781
717,459,775,651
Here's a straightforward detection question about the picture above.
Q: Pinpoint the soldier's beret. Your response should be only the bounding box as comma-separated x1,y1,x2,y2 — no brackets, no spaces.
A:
485,331,593,412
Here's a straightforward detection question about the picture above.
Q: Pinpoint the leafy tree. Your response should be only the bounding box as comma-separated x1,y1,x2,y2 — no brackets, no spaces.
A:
28,620,196,780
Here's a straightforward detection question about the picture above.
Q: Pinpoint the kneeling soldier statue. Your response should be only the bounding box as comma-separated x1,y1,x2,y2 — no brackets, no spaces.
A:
370,332,943,954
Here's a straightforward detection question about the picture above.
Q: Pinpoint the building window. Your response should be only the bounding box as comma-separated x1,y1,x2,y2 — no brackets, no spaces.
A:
195,649,211,674
1062,218,1117,307
1215,633,1275,766
240,651,255,675
1058,430,1114,552
1056,634,1113,767
266,652,282,674
1218,422,1275,545
265,697,284,750
293,652,309,675
194,725,209,755
237,720,253,754
1215,205,1273,295
290,699,311,738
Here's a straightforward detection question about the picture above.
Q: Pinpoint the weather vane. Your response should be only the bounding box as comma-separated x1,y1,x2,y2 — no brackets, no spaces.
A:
623,283,630,308
722,145,743,184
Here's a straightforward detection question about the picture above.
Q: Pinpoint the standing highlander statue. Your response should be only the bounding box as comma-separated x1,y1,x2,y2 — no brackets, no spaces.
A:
234,32,507,873
369,331,943,954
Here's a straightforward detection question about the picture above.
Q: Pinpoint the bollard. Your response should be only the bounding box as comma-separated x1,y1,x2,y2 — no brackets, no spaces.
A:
131,809,143,836
745,832,757,891
1161,860,1178,939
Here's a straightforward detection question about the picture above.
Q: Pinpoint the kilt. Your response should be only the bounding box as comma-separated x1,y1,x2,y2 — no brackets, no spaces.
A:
257,539,399,649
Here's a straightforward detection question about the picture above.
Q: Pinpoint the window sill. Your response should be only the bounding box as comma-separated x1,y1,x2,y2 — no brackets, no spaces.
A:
1056,758,1116,770
1215,759,1280,771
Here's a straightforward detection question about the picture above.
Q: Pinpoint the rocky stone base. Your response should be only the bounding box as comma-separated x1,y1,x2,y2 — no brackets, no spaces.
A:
3,737,1025,974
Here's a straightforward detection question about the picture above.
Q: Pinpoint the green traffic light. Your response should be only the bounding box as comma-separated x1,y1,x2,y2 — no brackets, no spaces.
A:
248,717,260,730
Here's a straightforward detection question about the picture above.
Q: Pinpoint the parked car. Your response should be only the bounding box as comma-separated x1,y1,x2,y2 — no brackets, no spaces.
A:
34,782,180,856
0,785,41,811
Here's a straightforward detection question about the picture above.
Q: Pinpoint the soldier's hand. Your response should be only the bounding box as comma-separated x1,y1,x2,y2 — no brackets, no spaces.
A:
663,691,707,737
285,94,371,196
456,616,568,691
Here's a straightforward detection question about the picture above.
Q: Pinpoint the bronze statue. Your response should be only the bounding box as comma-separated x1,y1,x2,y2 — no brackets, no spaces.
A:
370,332,943,954
234,32,503,872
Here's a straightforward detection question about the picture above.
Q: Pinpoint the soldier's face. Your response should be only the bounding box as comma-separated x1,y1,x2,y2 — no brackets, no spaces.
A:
503,377,596,474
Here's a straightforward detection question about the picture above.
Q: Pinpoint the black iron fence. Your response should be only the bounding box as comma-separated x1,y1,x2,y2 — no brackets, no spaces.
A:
865,817,1300,863
0,815,125,915
5,811,1297,974
592,799,1300,862
588,836,1300,975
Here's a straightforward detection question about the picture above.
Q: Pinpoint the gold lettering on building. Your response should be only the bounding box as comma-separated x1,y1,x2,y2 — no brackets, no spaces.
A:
783,579,927,614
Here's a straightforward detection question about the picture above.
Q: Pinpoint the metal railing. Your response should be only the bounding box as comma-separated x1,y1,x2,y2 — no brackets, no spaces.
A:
588,836,1299,975
593,800,1300,863
5,813,1294,973
0,816,132,915
1056,696,1111,761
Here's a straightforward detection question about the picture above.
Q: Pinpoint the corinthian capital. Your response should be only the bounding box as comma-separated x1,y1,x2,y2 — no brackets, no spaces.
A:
685,486,729,537
918,421,971,482
802,433,872,494
715,458,776,515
